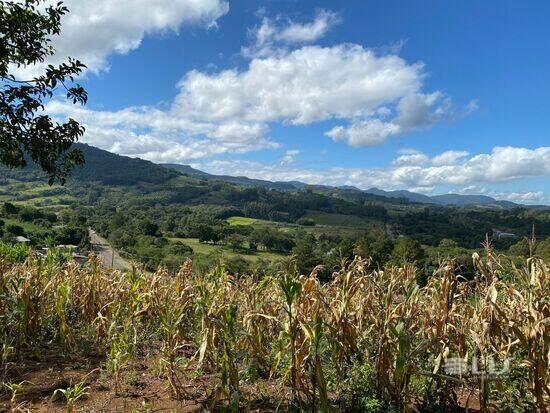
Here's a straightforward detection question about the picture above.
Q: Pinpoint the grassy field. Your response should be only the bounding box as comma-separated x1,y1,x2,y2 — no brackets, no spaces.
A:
226,216,271,226
1,217,46,234
170,237,287,263
226,214,375,238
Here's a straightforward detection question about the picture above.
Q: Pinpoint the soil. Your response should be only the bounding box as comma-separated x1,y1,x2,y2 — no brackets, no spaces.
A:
1,346,486,412
0,346,288,412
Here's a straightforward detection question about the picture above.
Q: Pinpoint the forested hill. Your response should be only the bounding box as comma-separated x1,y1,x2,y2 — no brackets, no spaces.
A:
1,143,527,207
162,163,300,191
2,143,178,185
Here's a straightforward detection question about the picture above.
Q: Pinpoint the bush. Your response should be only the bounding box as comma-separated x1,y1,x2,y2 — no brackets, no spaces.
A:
296,217,316,226
0,241,29,262
6,224,24,236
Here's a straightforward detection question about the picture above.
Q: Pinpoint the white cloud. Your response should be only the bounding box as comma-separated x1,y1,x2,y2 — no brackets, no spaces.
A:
177,45,426,125
327,119,402,147
13,0,229,76
458,186,549,204
431,150,470,166
175,43,452,145
392,153,430,166
280,149,301,165
326,92,453,147
494,191,547,204
46,101,279,162
49,41,455,160
243,9,340,58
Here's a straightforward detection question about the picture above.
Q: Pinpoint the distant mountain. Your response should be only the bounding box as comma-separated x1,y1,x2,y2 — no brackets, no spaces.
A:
364,188,434,204
161,163,520,207
430,194,516,207
364,188,517,207
72,144,180,185
0,144,529,207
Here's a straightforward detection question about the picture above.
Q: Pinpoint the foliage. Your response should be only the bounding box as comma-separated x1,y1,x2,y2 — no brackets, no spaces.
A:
0,0,87,183
0,241,29,262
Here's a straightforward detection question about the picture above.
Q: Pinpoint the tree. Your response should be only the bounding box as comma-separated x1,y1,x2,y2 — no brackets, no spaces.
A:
536,238,550,261
390,237,425,266
1,0,87,184
6,224,24,236
140,221,160,237
2,202,18,215
292,233,319,275
508,238,530,258
353,234,394,266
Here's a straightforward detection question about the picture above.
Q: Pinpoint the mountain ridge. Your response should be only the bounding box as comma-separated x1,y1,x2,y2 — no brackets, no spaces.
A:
161,162,519,207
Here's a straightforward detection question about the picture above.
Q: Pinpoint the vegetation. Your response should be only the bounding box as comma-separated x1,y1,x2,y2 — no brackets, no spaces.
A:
0,202,87,248
0,240,548,411
1,143,548,275
0,0,87,183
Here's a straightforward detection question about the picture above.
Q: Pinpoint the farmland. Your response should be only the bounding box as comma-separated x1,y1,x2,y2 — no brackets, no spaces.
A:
0,241,548,411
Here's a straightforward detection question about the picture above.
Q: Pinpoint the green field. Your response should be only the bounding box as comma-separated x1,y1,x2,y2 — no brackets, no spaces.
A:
2,217,46,234
226,214,374,238
169,237,287,263
226,216,274,226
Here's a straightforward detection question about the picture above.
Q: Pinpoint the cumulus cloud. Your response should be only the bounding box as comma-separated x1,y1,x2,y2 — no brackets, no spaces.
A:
46,101,279,163
494,191,547,204
49,40,456,160
176,45,426,125
242,9,340,58
13,0,229,77
326,92,453,146
280,149,301,165
392,152,430,166
431,150,470,166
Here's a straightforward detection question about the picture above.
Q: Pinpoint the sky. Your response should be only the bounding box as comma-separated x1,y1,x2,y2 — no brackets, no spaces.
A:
29,0,549,204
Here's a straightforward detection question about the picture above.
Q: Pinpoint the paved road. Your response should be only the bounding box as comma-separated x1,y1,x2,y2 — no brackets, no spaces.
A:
88,229,131,271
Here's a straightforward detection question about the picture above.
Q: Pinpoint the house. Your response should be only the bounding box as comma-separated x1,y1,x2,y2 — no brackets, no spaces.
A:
493,229,517,239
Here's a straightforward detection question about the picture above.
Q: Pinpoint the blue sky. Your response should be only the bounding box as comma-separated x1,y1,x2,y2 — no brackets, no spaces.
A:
40,0,549,204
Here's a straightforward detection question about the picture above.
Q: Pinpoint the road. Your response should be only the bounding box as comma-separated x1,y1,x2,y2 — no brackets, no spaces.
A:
88,229,132,271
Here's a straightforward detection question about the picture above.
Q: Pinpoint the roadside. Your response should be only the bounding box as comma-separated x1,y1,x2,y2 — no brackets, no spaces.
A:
88,228,132,271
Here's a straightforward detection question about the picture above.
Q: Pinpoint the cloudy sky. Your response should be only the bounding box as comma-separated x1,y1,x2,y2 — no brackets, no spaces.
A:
37,0,549,204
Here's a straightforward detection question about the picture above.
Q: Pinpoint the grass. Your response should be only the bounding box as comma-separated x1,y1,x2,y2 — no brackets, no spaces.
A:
226,216,275,226
1,217,46,234
226,214,378,239
169,237,286,262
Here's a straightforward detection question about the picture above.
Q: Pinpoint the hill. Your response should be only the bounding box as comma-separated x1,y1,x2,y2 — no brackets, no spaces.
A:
162,163,299,191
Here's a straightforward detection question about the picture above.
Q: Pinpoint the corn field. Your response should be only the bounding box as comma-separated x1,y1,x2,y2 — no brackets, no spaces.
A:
0,244,548,412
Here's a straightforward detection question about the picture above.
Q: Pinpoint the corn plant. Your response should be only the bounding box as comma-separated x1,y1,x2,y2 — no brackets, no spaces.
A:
52,380,90,413
3,380,28,408
277,269,303,404
0,239,548,411
302,316,331,412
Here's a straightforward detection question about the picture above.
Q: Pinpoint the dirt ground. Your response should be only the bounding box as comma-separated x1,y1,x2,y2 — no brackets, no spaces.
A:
0,346,287,412
1,346,486,413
